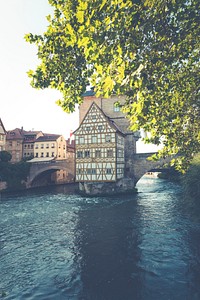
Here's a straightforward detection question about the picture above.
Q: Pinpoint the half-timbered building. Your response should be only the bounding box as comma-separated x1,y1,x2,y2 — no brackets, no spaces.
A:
74,102,125,182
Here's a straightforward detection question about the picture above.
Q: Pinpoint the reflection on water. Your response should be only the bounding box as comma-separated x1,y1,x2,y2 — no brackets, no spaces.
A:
0,177,200,299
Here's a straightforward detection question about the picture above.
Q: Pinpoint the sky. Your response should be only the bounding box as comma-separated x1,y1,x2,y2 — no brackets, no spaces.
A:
0,0,160,152
0,0,79,139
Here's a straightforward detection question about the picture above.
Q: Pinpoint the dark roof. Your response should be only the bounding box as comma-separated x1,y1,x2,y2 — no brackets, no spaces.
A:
6,128,24,140
23,130,42,136
82,90,96,97
35,134,61,142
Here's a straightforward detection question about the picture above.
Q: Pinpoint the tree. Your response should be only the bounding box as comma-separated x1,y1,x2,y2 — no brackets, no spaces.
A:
25,0,200,171
182,153,200,199
0,151,12,162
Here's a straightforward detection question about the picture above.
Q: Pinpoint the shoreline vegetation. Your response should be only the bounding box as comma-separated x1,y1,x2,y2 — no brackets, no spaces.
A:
0,161,30,192
182,153,200,200
158,154,200,200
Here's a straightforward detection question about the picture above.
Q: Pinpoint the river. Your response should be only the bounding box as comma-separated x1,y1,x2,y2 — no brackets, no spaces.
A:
0,176,200,300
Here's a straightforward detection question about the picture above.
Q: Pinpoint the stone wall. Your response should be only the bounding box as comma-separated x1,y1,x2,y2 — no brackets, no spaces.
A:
79,177,136,196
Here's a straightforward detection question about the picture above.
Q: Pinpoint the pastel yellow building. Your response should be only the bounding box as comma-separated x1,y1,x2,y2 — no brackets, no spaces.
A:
23,131,43,159
34,134,66,160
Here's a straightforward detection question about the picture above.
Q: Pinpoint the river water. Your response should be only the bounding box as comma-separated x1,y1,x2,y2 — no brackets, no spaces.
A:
0,176,200,300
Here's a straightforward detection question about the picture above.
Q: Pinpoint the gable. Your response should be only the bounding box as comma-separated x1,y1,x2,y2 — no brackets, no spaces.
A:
0,119,6,135
75,102,117,135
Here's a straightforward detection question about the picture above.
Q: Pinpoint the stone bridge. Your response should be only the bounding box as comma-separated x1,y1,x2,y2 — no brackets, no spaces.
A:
27,159,75,188
132,152,173,183
26,153,173,193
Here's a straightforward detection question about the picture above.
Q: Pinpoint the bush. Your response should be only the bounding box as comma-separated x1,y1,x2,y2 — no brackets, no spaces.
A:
0,151,12,162
0,161,30,191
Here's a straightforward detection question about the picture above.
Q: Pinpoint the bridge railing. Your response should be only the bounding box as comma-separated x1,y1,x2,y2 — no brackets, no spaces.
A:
134,152,157,159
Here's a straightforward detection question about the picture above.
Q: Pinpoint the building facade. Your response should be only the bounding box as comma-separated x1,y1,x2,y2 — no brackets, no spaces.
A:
0,118,6,151
74,92,140,195
23,131,44,159
6,128,24,162
75,102,125,182
34,134,66,160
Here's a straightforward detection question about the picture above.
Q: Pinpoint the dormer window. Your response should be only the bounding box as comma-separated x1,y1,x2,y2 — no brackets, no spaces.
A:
113,102,120,112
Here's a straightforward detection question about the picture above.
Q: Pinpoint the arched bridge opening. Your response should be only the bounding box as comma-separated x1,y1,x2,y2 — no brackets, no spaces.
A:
133,153,173,184
27,160,75,188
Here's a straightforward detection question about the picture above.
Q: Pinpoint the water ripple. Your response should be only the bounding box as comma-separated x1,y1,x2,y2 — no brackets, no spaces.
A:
0,178,200,299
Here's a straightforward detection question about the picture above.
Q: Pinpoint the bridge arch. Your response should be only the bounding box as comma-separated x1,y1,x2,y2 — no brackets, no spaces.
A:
133,153,172,184
27,160,75,188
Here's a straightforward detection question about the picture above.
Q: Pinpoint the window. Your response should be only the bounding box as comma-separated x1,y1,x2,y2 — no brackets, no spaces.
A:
85,150,90,158
41,152,44,157
106,168,112,174
35,144,38,149
91,136,97,143
117,168,124,175
77,168,84,175
117,149,124,158
79,137,84,144
41,144,44,149
105,135,111,142
46,152,49,157
86,126,90,132
52,152,55,157
46,144,49,148
51,143,55,148
98,125,103,132
107,149,113,158
77,151,83,158
92,114,96,120
118,136,124,145
87,168,96,175
35,153,38,157
95,150,101,158
91,169,96,174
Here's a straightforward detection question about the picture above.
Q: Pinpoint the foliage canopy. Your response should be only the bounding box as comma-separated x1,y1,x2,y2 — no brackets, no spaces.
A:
25,0,200,171
0,161,30,190
0,151,12,162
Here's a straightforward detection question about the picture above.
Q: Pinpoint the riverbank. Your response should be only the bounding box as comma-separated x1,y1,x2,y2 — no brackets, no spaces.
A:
0,182,79,198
